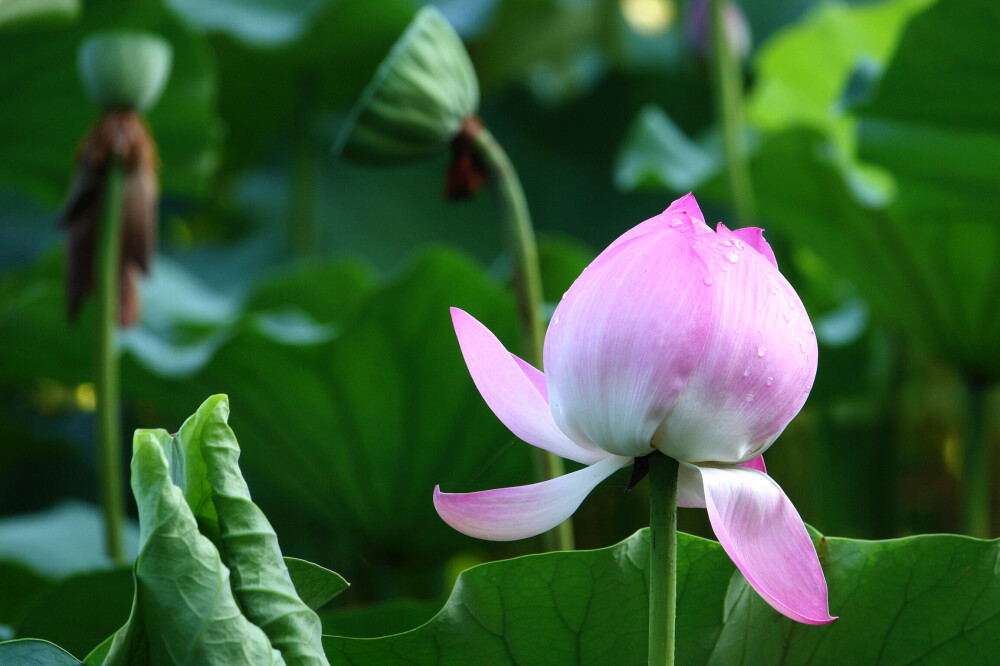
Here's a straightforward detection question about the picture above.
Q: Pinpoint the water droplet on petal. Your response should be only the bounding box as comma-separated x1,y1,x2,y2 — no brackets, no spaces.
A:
743,365,751,377
703,277,713,286
745,393,754,402
720,240,733,247
757,346,766,357
552,315,560,324
766,377,773,386
725,251,739,263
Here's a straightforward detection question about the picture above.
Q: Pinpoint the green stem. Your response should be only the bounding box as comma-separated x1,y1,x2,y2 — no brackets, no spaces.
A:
648,452,679,666
289,74,320,258
961,377,992,537
95,161,125,563
470,126,574,552
709,0,755,227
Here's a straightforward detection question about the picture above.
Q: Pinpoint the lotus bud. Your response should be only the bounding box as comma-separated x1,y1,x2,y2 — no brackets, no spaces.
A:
78,31,172,112
335,6,479,165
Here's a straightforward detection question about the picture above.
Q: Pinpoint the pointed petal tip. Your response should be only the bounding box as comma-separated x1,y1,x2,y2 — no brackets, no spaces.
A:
433,457,629,542
692,464,833,626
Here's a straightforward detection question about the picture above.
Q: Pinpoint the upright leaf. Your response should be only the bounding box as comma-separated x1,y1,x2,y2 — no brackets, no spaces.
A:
103,429,283,664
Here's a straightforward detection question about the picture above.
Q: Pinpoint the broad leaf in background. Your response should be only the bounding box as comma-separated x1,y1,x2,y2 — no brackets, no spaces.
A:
855,0,1000,364
0,0,79,30
0,639,83,665
0,0,217,205
325,528,1000,664
126,250,531,563
13,568,132,660
0,246,611,566
616,0,1000,377
181,0,415,170
747,0,931,157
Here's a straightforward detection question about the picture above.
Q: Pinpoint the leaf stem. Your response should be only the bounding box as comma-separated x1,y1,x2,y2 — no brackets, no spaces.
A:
961,376,993,537
648,452,679,666
470,125,574,551
95,161,125,563
710,0,755,227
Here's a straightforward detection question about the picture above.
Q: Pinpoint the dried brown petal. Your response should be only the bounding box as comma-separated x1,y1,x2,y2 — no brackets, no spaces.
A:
444,117,489,201
58,110,158,327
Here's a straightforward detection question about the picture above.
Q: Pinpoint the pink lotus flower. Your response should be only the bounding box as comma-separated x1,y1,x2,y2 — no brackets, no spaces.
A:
434,193,834,625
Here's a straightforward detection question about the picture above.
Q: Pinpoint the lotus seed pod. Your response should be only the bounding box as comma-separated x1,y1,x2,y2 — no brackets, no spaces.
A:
335,6,479,164
78,31,173,112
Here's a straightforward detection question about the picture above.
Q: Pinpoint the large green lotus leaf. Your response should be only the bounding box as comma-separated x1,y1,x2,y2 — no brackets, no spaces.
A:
0,0,79,30
193,0,415,169
0,560,52,629
616,0,1000,376
163,0,327,47
0,0,217,205
747,0,931,154
13,568,132,660
0,244,593,561
325,528,1000,664
0,639,84,665
123,249,530,562
855,0,1000,352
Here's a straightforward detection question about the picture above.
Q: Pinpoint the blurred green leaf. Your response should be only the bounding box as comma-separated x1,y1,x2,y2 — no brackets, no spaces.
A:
0,561,52,629
285,557,349,612
0,502,139,577
0,0,217,205
0,639,83,665
856,0,1000,357
326,527,1000,664
14,568,132,660
616,0,1000,377
0,242,616,567
614,104,721,193
0,0,79,30
164,0,327,46
747,0,931,154
205,0,415,170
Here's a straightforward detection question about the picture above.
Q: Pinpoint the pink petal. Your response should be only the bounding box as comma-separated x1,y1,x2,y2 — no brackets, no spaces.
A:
653,232,817,463
686,463,836,625
601,194,712,260
544,231,713,457
451,308,605,465
740,454,766,474
717,223,778,268
511,353,547,400
433,455,631,541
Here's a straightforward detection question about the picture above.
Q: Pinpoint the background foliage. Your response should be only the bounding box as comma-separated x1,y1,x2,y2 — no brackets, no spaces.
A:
1,0,998,662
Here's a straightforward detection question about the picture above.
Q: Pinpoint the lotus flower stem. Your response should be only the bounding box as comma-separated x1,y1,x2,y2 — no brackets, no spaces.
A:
95,161,126,563
961,377,992,537
471,125,574,551
710,0,756,228
648,452,679,666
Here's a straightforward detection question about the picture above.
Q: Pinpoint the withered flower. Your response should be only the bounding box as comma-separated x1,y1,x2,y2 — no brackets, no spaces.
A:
59,30,171,328
59,110,159,327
